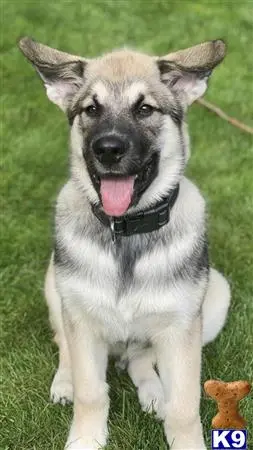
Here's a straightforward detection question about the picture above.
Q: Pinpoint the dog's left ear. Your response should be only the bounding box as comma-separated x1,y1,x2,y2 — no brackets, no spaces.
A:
157,40,226,105
18,37,87,111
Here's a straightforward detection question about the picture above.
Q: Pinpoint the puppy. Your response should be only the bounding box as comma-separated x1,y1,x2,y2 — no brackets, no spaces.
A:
19,37,230,449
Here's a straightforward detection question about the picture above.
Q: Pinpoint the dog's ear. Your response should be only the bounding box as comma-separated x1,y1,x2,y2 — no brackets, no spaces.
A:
157,40,226,105
18,37,87,111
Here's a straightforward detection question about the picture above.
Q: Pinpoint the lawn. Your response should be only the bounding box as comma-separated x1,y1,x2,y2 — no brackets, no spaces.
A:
1,1,253,449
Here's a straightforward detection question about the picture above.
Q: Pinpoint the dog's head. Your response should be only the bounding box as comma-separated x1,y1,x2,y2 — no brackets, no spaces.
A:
19,38,225,216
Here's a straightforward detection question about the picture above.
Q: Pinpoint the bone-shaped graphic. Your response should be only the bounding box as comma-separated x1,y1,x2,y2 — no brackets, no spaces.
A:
204,380,251,429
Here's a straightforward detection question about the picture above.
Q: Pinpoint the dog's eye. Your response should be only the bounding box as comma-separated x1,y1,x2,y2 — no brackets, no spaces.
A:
136,104,154,118
84,104,100,117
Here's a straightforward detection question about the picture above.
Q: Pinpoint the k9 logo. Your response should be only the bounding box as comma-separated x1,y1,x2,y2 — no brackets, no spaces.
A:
212,430,247,449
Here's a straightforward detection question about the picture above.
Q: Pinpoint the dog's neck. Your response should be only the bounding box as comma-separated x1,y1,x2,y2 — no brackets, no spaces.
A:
91,183,179,241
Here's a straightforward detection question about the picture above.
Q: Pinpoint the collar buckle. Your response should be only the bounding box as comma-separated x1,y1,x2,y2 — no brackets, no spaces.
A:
113,200,171,236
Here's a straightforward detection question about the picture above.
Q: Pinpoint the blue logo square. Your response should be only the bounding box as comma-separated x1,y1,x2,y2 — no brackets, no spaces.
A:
211,429,247,449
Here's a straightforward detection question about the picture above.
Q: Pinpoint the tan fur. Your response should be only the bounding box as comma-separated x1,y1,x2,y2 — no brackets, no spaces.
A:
19,36,86,65
87,50,159,82
163,40,226,69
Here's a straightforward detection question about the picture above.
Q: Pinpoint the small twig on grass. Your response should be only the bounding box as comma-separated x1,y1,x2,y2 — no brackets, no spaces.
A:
197,98,253,135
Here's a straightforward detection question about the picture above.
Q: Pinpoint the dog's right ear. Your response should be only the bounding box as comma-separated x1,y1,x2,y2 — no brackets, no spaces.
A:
18,37,87,111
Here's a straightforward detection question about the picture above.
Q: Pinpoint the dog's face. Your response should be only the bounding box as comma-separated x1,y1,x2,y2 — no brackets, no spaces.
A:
19,38,225,216
70,53,185,216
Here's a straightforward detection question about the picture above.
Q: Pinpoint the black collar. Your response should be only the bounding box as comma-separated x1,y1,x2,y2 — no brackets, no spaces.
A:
91,184,179,240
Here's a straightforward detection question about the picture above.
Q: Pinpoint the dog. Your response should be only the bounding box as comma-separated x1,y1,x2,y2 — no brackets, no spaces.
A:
19,37,231,449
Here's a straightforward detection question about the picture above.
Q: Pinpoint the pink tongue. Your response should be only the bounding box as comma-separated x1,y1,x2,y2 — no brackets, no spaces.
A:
100,177,134,216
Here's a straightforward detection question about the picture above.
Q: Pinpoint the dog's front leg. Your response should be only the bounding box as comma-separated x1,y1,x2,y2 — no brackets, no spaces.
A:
64,312,109,450
154,316,206,450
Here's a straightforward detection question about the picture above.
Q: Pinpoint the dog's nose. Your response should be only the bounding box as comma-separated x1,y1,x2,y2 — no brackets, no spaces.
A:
92,136,127,165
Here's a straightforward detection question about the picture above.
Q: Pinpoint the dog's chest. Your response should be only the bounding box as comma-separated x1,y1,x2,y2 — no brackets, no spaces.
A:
58,228,198,342
113,235,147,298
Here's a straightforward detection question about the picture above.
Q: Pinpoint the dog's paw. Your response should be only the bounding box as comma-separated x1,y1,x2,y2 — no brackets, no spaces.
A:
164,417,206,449
65,444,101,450
50,368,73,405
65,419,107,449
65,445,101,450
138,379,165,419
65,436,105,449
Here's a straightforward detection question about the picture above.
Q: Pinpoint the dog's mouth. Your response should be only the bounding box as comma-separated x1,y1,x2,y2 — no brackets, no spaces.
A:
100,176,135,217
91,154,158,217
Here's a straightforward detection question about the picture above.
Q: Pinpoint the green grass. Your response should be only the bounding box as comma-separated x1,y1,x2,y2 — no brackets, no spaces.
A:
1,1,253,449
